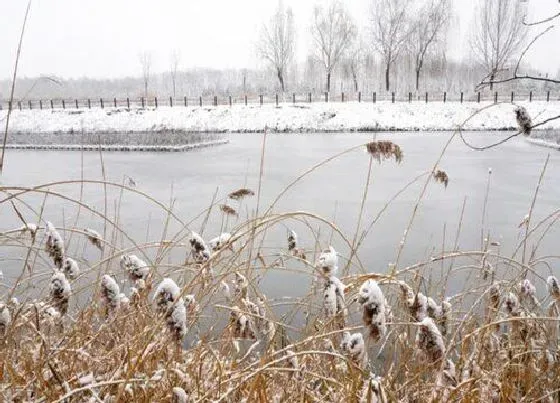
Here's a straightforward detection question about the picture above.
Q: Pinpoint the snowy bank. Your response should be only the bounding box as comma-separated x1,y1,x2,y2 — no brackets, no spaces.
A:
2,101,559,134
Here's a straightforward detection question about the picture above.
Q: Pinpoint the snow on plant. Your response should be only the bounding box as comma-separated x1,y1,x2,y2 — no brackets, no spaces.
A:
230,306,256,340
0,303,10,336
361,373,386,403
84,228,103,250
400,284,428,322
172,387,189,403
316,246,338,276
120,254,149,282
323,276,346,320
233,272,248,300
50,271,71,316
19,222,37,238
101,275,121,315
62,257,79,280
416,317,445,363
518,278,539,309
287,229,297,251
439,298,452,337
504,292,520,316
45,221,65,269
366,141,403,163
189,231,211,263
220,280,231,301
342,332,367,367
358,279,387,342
515,106,532,136
208,232,232,251
547,276,560,301
153,278,187,340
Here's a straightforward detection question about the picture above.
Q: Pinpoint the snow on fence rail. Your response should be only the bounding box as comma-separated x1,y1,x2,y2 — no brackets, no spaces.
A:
0,90,557,111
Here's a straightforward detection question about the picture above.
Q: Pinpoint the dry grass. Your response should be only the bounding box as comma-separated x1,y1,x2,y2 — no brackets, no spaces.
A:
0,139,559,403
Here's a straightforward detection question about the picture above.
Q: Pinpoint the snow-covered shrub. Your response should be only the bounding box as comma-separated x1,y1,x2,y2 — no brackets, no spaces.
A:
342,332,367,367
45,222,65,269
515,106,532,136
101,275,121,315
62,257,79,280
416,317,445,363
189,231,211,263
316,246,338,276
323,276,345,319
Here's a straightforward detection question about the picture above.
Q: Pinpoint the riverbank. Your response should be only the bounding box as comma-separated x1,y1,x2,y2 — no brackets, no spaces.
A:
2,101,559,135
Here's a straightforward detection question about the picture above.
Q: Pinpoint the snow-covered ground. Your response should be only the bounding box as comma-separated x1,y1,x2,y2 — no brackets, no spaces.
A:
2,101,559,134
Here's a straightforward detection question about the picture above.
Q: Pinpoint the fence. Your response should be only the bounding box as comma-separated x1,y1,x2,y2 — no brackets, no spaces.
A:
0,90,557,111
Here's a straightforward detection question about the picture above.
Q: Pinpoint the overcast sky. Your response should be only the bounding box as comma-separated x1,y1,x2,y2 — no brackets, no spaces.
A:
0,0,559,80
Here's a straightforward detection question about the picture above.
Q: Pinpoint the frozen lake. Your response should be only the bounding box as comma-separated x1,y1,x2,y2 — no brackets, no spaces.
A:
1,131,559,304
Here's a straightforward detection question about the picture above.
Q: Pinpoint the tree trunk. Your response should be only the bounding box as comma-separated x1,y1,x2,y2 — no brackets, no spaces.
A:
489,71,495,91
385,64,390,92
144,81,148,98
326,71,331,93
415,68,421,91
352,72,358,92
172,78,176,98
277,69,285,92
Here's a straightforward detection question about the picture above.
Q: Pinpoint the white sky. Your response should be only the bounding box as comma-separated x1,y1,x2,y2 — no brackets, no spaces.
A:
0,0,559,79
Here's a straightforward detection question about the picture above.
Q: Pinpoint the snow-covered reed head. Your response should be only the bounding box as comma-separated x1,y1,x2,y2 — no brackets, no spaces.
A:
504,292,520,316
366,140,403,163
362,373,386,403
547,276,560,301
120,254,149,282
84,228,103,250
172,387,189,403
316,246,338,276
208,232,232,251
287,229,297,251
20,223,37,239
153,278,187,340
343,332,367,367
101,275,121,315
515,106,532,136
189,231,210,263
50,271,71,315
416,317,445,363
230,306,256,340
323,276,345,319
62,257,79,280
403,290,428,322
0,303,11,336
45,222,65,269
233,272,248,300
358,279,387,342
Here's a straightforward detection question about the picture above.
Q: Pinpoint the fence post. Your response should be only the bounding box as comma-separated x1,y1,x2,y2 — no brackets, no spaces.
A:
61,100,65,109
114,97,117,108
244,95,247,106
87,99,91,109
229,95,232,107
214,96,218,107
408,92,412,103
443,92,447,103
358,91,361,102
373,92,376,103
100,98,104,109
325,92,328,103
155,97,158,108
170,96,173,107
127,97,130,109
529,91,532,102
199,96,202,107
547,91,550,102
141,97,145,108
308,92,312,103
40,100,43,110
75,99,79,109
425,92,428,103
18,101,22,110
275,93,278,107
511,91,514,103
50,100,54,109
28,100,32,110
477,92,480,103
293,93,295,104
184,96,187,107
460,92,463,103
494,92,498,103
391,92,395,103
342,92,344,102
259,95,263,106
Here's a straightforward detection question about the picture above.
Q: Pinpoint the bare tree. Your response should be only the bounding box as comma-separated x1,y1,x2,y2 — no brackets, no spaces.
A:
471,0,527,90
371,0,410,92
139,51,152,99
343,42,364,92
311,1,356,93
408,0,449,91
257,1,294,92
170,50,180,98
